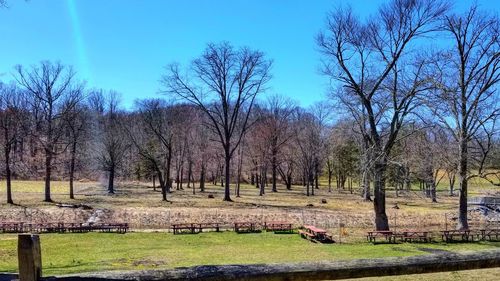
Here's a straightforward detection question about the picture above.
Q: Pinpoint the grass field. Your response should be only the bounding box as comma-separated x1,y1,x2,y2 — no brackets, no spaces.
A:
0,232,499,276
0,179,498,279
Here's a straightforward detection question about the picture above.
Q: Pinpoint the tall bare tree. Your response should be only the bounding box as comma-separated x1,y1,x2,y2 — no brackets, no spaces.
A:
317,0,449,230
63,90,87,199
162,42,272,201
0,84,28,204
92,91,128,194
260,95,296,192
15,61,82,202
432,5,500,229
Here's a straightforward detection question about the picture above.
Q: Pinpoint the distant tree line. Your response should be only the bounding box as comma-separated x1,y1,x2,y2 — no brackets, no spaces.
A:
0,0,499,231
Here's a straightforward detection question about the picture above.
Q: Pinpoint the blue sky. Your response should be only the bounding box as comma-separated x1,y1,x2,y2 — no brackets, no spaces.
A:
0,0,498,108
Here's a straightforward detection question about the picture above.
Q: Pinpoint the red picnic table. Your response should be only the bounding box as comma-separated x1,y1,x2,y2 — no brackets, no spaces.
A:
301,225,334,243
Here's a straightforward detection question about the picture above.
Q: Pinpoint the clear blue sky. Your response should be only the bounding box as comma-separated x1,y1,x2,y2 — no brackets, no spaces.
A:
0,0,498,108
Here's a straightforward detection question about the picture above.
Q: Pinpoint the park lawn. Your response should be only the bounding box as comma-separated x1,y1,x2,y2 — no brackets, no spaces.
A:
0,232,499,276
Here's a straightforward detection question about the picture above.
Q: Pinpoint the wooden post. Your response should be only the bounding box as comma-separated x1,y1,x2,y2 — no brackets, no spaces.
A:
18,234,42,281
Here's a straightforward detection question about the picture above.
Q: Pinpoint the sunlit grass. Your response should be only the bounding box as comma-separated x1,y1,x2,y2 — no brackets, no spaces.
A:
0,232,498,276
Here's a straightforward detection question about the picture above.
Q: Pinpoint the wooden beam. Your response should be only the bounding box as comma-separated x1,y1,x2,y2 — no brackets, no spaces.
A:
18,234,42,281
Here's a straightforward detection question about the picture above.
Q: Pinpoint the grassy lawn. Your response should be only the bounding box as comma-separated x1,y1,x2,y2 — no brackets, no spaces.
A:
0,232,499,276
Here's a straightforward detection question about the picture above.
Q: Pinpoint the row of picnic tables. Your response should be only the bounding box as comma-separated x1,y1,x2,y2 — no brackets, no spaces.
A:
171,221,294,234
367,228,500,243
0,221,129,234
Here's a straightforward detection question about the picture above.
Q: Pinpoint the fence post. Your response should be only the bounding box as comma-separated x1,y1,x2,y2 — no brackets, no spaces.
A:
18,234,42,281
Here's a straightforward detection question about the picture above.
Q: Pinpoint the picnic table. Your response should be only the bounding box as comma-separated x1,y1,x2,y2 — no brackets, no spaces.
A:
171,223,221,234
300,225,334,243
366,230,399,243
0,221,23,233
400,230,431,242
264,221,293,233
197,223,221,232
234,222,259,233
440,229,473,242
93,223,129,234
0,221,128,234
172,223,198,234
479,229,500,241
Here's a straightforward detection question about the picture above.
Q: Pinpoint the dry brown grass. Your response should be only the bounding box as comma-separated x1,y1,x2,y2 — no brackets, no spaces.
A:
0,179,497,242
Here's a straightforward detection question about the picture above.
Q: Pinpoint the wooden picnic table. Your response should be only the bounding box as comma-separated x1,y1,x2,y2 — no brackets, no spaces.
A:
301,225,334,243
264,221,293,233
234,222,258,233
0,221,23,233
197,223,221,232
93,223,129,233
440,229,473,242
171,223,198,234
478,229,500,241
366,230,399,243
400,230,431,242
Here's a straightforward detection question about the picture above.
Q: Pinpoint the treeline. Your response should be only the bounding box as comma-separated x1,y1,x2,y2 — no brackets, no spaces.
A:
1,0,499,232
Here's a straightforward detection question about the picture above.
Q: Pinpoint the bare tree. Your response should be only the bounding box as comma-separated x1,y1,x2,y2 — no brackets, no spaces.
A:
317,0,448,230
15,61,82,202
63,90,87,199
162,42,272,201
92,91,128,194
260,95,296,192
433,5,500,229
126,102,170,201
0,84,28,204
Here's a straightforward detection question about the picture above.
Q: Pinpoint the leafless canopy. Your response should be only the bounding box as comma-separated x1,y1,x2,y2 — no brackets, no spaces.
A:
161,42,272,201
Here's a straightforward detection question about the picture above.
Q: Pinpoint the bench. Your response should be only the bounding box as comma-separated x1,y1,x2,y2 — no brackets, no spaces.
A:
197,223,221,232
0,222,24,233
367,231,398,243
401,230,431,243
478,229,500,241
440,230,473,242
92,223,129,234
234,222,259,233
264,221,293,233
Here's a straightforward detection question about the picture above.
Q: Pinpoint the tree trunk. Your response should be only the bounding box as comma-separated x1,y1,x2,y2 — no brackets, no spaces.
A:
199,163,205,192
44,150,53,202
328,170,332,193
259,167,265,196
166,146,172,193
223,146,232,201
180,165,184,190
187,161,193,190
108,167,115,194
271,151,278,192
159,170,167,201
5,146,13,204
153,175,156,191
69,141,77,199
430,179,437,203
373,161,389,231
306,176,310,196
457,139,468,230
286,174,292,190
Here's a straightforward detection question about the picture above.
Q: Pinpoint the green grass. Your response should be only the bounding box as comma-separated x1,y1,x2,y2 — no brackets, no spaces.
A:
1,232,499,276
